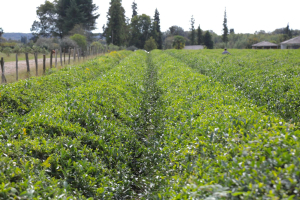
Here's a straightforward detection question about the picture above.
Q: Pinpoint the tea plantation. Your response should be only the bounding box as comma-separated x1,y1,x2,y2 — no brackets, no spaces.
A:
0,50,300,199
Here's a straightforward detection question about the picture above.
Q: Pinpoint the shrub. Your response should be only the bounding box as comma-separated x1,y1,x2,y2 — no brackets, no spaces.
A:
13,44,25,55
90,41,104,50
59,37,78,50
35,38,58,50
2,47,12,56
144,37,157,51
108,44,119,51
173,35,186,49
70,34,87,50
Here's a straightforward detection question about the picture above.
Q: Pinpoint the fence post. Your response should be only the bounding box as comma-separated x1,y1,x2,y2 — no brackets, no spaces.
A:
55,49,58,68
16,54,18,81
60,48,62,66
68,48,71,64
77,48,80,61
63,48,66,64
25,53,30,72
35,52,38,76
43,55,46,74
1,57,7,84
73,48,76,62
50,51,53,68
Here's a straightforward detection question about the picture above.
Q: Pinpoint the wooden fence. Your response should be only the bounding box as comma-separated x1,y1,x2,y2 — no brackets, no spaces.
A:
1,46,108,84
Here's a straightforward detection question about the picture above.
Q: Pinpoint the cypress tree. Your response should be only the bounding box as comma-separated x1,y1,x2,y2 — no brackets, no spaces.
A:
104,0,127,46
152,9,162,49
222,8,228,46
197,25,203,45
285,23,292,38
204,31,213,49
190,16,196,45
131,1,137,18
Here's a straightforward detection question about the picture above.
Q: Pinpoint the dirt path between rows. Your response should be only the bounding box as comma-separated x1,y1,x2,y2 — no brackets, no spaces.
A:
3,58,52,75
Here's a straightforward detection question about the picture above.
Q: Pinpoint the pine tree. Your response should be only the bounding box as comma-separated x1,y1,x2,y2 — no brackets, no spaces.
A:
204,31,213,49
197,25,203,45
152,9,162,49
222,8,228,46
64,0,85,34
190,16,196,45
131,1,137,18
105,0,127,46
285,23,292,38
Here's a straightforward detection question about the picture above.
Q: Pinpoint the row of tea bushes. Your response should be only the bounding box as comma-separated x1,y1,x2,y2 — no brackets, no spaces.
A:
0,51,147,199
167,49,300,124
0,51,132,119
151,50,300,199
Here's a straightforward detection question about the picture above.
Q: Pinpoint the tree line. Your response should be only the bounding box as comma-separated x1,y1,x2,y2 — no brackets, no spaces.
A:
1,1,299,51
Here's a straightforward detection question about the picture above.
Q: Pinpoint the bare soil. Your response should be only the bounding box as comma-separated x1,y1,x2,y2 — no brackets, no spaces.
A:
3,58,52,75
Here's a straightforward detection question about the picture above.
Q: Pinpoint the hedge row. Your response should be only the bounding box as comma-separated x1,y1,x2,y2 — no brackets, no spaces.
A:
0,51,148,199
167,49,300,124
0,51,132,120
151,50,300,199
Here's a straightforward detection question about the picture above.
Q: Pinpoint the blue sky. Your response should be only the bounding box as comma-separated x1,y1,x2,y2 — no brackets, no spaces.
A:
1,0,299,35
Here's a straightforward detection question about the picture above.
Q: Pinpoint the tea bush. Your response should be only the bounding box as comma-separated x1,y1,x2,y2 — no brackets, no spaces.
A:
1,49,299,199
0,51,147,199
0,51,131,120
167,49,300,124
150,50,300,199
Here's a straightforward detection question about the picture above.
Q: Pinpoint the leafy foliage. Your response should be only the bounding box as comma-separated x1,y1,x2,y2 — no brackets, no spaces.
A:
144,37,157,51
104,0,127,46
70,34,87,50
31,0,99,38
204,31,214,49
173,36,186,49
1,49,299,199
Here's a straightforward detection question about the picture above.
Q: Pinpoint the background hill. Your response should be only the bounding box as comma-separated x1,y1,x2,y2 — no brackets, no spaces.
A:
2,33,33,41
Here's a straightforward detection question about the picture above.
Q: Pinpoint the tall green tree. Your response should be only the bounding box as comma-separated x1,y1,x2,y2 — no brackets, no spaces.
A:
129,14,151,49
169,26,185,36
190,15,196,45
285,23,292,38
222,8,228,46
56,0,99,37
31,0,99,38
104,0,127,46
204,31,213,49
151,9,162,49
197,25,203,45
30,1,57,38
131,1,137,18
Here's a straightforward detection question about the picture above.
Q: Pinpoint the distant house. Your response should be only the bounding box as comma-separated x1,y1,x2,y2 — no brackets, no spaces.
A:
281,36,300,49
252,41,278,49
184,45,204,50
